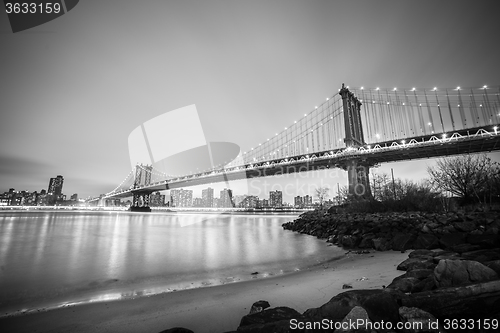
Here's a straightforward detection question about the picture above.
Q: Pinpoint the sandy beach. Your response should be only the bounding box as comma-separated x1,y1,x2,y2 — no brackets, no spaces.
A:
0,250,409,333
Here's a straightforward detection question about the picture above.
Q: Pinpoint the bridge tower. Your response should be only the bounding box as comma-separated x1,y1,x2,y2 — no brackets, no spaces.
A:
339,83,373,199
130,164,153,212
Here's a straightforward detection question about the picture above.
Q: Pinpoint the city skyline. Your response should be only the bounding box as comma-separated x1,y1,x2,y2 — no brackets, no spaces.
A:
1,1,499,200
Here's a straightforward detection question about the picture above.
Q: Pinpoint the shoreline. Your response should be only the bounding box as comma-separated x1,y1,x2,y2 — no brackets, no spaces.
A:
0,250,409,333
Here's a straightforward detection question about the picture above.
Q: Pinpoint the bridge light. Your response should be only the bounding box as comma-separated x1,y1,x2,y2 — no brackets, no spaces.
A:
457,86,460,90
294,121,297,123
376,133,380,138
401,140,405,144
360,87,364,90
387,102,390,105
367,145,371,149
433,87,437,91
304,114,307,116
458,104,460,107
326,97,329,100
483,85,488,89
480,104,482,107
428,122,432,126
285,127,287,130
442,134,447,138
376,87,380,91
403,103,405,105
412,87,416,91
393,87,397,91
372,101,375,103
494,126,498,133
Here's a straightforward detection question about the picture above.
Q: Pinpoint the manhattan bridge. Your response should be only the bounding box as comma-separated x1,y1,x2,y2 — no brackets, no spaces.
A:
88,84,500,211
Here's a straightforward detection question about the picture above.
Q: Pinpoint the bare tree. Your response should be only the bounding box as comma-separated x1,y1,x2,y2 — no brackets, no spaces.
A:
315,186,330,207
427,154,497,205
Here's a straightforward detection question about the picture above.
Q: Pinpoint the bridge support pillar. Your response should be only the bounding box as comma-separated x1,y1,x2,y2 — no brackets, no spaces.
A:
342,159,372,199
130,191,152,212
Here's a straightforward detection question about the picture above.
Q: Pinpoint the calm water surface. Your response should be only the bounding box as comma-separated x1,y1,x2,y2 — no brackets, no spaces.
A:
0,211,342,316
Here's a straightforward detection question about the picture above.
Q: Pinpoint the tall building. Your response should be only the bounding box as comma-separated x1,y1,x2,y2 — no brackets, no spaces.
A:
150,191,165,207
238,195,259,208
170,189,193,207
219,188,234,208
193,197,203,207
47,175,64,195
294,196,303,208
269,190,283,207
303,195,312,207
201,187,214,207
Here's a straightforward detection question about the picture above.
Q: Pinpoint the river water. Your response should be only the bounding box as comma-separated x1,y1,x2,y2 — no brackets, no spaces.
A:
0,211,342,316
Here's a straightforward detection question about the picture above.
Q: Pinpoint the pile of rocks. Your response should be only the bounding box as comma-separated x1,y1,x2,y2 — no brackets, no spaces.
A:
229,248,500,333
281,210,500,252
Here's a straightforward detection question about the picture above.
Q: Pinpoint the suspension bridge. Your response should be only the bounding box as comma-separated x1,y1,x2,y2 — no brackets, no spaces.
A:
88,84,500,211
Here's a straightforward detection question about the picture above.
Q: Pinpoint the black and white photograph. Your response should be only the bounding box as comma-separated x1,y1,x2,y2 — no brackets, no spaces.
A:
1,1,500,332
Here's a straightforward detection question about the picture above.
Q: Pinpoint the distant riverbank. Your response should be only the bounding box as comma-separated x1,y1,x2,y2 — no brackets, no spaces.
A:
0,205,313,213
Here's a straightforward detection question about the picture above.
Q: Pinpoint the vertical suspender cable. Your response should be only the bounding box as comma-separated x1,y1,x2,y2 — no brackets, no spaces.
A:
470,89,480,126
445,89,456,131
457,89,467,129
413,90,425,135
434,90,445,133
423,89,435,133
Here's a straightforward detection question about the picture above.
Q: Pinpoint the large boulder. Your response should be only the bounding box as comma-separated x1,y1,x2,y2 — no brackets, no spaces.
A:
398,307,440,332
334,306,371,332
434,259,499,288
249,300,271,314
408,249,435,258
387,276,420,293
372,238,392,251
406,269,434,280
238,306,303,326
461,249,500,263
303,289,405,324
397,257,436,271
392,233,416,251
486,260,500,275
413,234,440,250
411,276,436,293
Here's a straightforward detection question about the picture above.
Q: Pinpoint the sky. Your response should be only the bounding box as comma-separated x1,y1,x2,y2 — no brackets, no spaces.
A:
1,0,499,203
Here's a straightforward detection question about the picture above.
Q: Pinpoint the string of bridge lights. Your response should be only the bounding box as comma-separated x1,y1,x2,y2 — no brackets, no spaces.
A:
241,84,498,163
355,85,491,91
242,93,342,159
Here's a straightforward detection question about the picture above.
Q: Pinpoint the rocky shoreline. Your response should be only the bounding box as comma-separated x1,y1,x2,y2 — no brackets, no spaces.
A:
282,209,500,252
162,210,500,332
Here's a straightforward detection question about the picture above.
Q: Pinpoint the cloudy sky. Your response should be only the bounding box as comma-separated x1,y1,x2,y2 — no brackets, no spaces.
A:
1,0,499,202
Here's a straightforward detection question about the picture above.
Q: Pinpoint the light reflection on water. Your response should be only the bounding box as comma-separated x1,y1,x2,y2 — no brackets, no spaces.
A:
0,211,342,316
